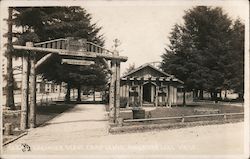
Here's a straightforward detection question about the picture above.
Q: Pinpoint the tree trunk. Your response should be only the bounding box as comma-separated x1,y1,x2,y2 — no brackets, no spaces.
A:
5,7,15,110
93,87,96,102
219,90,222,98
65,83,71,102
224,90,227,99
183,88,186,106
193,89,198,100
215,92,218,103
210,92,214,101
77,85,81,102
199,89,204,100
238,93,244,101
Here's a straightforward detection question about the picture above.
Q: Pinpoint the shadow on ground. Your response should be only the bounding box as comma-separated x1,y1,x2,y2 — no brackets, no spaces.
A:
36,102,77,127
41,119,108,127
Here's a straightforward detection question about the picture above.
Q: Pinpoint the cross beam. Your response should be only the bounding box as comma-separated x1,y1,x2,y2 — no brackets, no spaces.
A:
13,45,128,62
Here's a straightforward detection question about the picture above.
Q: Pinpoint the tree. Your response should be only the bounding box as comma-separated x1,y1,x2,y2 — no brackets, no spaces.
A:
161,6,244,101
12,7,108,101
5,8,15,110
123,63,135,75
225,19,244,99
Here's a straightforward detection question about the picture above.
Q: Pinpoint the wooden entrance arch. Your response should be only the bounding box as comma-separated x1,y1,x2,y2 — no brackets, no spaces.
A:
13,37,128,129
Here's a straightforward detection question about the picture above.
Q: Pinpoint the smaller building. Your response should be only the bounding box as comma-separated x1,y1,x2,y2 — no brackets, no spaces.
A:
120,63,184,107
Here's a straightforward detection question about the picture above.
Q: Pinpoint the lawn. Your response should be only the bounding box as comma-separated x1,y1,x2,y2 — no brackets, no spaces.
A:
119,103,244,120
2,102,75,143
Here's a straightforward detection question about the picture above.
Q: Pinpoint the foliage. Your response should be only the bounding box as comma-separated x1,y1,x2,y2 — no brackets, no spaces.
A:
161,6,244,99
12,7,109,95
123,63,135,76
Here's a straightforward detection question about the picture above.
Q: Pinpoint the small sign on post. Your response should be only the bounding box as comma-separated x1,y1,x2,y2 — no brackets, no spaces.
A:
61,59,95,66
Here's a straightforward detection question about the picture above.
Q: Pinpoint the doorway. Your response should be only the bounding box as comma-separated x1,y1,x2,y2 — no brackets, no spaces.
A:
143,82,155,103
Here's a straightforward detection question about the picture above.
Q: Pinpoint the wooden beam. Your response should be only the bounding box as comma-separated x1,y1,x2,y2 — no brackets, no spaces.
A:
29,53,36,128
155,86,159,107
13,45,128,62
35,53,53,69
101,58,111,71
20,53,29,130
61,59,95,66
109,60,116,123
131,80,134,104
140,84,143,107
168,85,172,107
115,61,120,121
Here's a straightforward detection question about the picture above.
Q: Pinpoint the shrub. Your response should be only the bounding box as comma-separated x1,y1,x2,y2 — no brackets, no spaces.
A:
120,97,128,108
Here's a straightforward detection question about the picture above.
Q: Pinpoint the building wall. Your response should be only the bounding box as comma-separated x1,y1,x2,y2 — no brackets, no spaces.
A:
120,82,180,105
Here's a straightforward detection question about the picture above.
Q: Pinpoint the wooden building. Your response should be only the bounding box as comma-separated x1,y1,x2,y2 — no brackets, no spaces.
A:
120,63,184,107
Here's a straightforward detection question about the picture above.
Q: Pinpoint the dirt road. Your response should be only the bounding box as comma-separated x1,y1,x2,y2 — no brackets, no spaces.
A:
3,104,244,158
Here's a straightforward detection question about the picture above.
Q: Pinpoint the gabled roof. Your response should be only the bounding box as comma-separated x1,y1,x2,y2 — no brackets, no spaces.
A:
121,63,184,84
121,63,173,78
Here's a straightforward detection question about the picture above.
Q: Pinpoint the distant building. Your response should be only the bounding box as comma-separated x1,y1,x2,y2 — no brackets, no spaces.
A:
2,56,66,95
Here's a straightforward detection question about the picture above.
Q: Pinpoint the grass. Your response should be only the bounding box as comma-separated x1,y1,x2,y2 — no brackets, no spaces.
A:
2,102,75,143
119,103,244,120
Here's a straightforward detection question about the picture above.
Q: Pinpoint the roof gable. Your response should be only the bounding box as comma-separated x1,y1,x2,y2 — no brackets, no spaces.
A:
122,63,173,78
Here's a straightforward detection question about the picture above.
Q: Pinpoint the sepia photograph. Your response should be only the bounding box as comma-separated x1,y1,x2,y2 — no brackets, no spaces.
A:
0,0,249,158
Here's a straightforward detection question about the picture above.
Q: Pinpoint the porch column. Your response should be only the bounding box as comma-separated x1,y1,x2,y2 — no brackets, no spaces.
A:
151,85,154,102
131,81,134,104
168,84,172,107
165,86,168,107
126,82,130,108
140,84,143,107
155,86,159,107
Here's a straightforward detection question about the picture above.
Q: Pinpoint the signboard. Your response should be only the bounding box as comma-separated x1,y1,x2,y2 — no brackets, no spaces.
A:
61,59,95,66
59,50,96,58
67,37,87,52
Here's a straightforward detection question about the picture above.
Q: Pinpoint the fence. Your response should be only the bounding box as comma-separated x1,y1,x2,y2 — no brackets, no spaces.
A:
123,112,244,123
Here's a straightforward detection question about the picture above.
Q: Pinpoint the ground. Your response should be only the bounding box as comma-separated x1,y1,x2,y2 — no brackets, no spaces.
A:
2,104,244,158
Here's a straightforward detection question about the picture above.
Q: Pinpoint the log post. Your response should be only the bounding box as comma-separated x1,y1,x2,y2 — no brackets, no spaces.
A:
4,123,12,135
168,85,172,108
109,60,116,123
155,86,159,107
140,84,143,107
29,42,36,128
20,44,30,130
115,61,120,121
131,81,134,104
126,81,130,108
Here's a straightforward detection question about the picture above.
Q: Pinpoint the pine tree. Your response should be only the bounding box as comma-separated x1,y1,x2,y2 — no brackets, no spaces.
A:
161,6,244,101
13,7,108,101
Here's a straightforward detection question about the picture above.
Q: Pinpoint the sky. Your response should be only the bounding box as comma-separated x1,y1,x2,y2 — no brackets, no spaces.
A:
1,0,249,74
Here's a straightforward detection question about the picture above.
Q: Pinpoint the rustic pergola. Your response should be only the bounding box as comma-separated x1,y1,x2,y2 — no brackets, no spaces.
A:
13,37,128,130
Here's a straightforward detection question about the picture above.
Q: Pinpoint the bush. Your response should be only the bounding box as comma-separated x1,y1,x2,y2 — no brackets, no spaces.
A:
120,97,128,108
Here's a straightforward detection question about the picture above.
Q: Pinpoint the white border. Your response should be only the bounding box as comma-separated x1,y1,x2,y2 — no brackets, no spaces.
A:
0,0,249,158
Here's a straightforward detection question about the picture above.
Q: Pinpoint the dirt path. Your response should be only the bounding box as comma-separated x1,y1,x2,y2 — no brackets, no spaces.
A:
3,104,244,158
